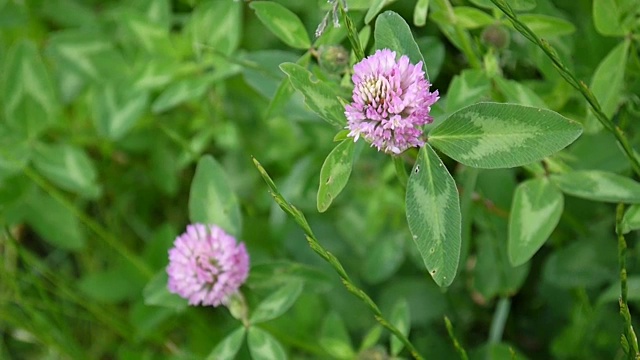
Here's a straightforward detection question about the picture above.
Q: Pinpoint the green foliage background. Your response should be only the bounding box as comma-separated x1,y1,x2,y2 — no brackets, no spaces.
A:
1,0,640,359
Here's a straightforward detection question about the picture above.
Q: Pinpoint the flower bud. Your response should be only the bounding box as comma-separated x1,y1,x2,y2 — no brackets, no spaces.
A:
317,45,349,75
481,24,510,50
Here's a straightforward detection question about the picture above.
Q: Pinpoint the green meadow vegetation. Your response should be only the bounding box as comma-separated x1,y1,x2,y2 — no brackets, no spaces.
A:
1,0,640,359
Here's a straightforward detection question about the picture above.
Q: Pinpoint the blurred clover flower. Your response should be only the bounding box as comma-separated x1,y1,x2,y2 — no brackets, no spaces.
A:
345,49,439,154
167,224,249,307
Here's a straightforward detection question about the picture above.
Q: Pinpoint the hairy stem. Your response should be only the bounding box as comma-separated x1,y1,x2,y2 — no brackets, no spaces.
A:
253,156,425,360
445,316,469,360
489,0,640,178
616,204,640,358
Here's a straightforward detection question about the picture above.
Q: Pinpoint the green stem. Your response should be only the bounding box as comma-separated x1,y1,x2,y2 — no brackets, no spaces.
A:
489,0,640,178
489,297,511,344
252,157,425,360
616,203,640,358
23,167,153,279
444,316,469,360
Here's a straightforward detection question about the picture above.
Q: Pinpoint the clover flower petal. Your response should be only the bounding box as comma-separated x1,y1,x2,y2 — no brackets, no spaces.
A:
345,49,439,154
167,224,249,307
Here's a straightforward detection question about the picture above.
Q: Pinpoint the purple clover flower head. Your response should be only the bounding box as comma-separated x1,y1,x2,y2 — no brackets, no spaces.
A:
345,49,439,154
167,224,249,307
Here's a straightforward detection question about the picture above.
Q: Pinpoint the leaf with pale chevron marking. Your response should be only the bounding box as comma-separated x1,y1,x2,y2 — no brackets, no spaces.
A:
429,102,582,168
207,327,245,360
280,62,346,128
508,178,564,266
3,40,59,138
247,327,286,360
405,145,461,287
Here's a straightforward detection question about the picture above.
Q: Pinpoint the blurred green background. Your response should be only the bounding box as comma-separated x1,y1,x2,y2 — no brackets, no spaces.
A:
1,0,639,358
